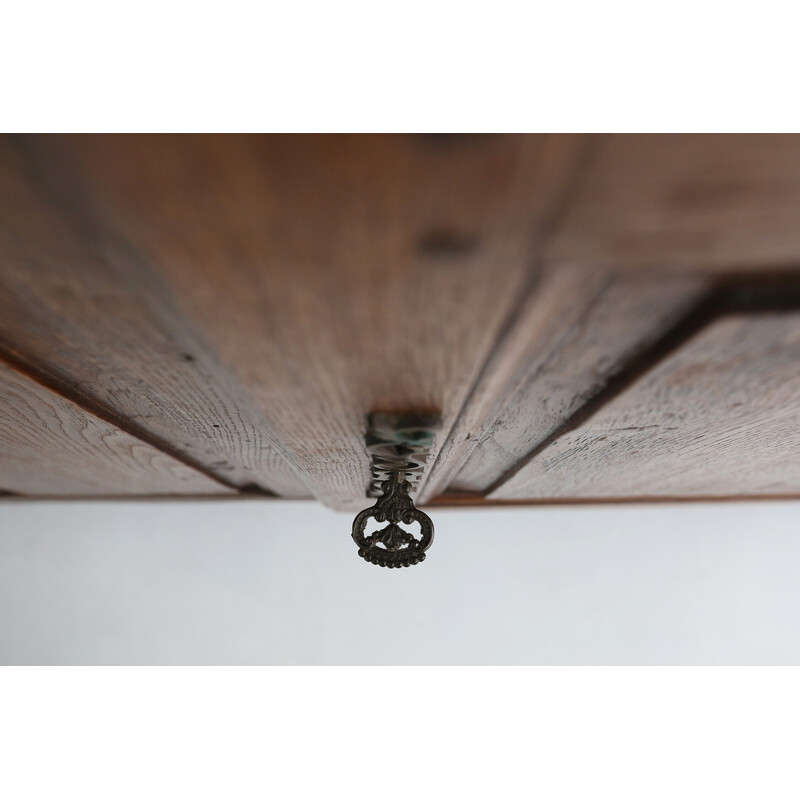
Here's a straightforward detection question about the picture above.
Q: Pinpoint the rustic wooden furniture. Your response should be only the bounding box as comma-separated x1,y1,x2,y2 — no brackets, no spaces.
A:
3,134,800,512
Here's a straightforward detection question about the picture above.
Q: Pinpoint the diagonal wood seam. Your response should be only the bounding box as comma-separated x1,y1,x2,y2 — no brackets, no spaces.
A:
3,135,309,498
0,339,253,494
416,134,604,505
483,271,800,499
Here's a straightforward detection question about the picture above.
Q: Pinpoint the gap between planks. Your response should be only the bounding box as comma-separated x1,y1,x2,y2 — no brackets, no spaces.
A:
483,270,800,499
0,342,252,495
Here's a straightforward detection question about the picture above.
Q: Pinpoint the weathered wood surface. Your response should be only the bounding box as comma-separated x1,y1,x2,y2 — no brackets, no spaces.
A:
492,313,800,499
0,136,310,497
546,134,800,272
3,134,800,506
57,134,587,509
427,268,710,497
0,360,230,496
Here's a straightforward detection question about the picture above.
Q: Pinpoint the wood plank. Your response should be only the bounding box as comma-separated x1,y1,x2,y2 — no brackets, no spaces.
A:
492,313,800,499
54,134,587,510
430,493,800,506
546,134,800,272
0,360,230,496
421,267,710,498
0,136,309,497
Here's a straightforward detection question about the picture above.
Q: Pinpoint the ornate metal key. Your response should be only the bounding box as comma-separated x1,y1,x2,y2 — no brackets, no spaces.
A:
351,412,441,568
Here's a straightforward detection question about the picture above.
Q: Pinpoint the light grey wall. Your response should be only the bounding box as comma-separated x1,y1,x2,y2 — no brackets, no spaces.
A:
1,499,799,664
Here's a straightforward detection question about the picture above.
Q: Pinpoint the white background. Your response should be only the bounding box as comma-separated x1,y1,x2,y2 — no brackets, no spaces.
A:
2,499,799,664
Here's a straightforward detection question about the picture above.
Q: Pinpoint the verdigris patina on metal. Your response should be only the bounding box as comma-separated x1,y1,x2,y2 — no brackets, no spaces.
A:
352,412,441,568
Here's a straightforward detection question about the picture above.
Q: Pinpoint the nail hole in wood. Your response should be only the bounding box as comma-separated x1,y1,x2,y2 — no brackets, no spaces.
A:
416,228,479,259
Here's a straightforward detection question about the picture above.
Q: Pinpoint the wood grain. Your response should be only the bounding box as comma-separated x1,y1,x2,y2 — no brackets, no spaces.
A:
54,134,587,509
0,136,309,497
492,312,800,499
546,134,800,272
8,134,800,506
0,360,230,496
421,267,711,498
